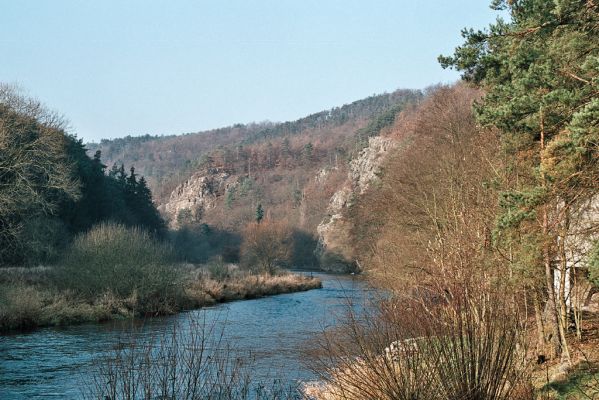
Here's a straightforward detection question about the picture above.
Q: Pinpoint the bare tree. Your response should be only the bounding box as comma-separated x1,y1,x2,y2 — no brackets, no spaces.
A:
0,84,79,262
240,219,292,274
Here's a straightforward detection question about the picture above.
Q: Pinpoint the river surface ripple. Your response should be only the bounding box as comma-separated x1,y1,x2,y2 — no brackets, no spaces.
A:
0,273,378,399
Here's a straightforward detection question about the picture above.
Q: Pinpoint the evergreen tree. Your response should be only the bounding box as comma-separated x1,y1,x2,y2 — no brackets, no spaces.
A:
117,164,127,185
92,150,106,171
302,142,313,164
225,187,235,209
127,166,137,188
255,203,264,223
440,0,599,360
109,162,119,178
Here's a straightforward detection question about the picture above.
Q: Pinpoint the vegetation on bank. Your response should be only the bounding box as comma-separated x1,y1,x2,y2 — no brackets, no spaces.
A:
0,85,321,334
0,224,321,333
1,1,597,397
0,267,321,333
0,84,165,267
304,1,599,398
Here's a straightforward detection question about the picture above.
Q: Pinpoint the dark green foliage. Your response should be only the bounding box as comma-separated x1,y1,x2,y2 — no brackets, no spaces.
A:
225,187,236,209
59,143,166,239
441,0,599,265
351,103,406,157
290,229,319,268
440,0,599,207
0,88,166,266
292,187,302,208
255,203,264,223
302,142,314,164
169,224,240,264
239,89,423,145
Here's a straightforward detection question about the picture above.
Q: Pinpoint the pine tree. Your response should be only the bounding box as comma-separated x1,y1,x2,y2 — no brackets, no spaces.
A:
225,187,235,209
255,203,264,223
302,142,313,164
109,163,119,178
440,0,599,361
117,164,127,185
127,166,137,189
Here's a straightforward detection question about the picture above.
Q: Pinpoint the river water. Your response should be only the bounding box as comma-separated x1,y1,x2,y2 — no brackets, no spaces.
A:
0,273,376,399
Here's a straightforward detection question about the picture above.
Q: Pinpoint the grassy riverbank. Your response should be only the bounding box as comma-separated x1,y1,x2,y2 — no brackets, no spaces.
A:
0,264,321,333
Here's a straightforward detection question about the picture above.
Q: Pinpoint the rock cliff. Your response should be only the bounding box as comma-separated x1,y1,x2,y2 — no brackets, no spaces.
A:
159,168,234,227
316,136,397,272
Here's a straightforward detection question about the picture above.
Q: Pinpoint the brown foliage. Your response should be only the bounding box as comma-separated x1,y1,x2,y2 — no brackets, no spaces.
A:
240,219,293,274
310,284,531,400
350,84,505,298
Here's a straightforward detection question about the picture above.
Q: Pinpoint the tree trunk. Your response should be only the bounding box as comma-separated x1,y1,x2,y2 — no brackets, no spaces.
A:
533,291,547,358
557,207,572,365
540,109,563,359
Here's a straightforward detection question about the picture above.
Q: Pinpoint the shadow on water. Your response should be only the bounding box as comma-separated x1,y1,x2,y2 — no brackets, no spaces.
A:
0,273,381,399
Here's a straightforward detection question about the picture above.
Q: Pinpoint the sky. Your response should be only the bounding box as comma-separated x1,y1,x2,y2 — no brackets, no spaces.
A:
0,1,502,142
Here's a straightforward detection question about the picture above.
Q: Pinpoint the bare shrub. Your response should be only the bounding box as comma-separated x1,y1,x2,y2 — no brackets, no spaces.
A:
84,314,302,399
310,287,532,400
0,85,79,264
0,284,43,331
56,222,183,315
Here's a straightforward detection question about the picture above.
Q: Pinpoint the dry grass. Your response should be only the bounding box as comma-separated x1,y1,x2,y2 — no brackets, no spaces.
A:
0,265,321,333
305,285,533,400
184,266,322,305
0,283,135,331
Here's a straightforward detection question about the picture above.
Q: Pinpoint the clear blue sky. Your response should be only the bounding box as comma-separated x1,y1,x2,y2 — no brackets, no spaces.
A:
0,1,501,142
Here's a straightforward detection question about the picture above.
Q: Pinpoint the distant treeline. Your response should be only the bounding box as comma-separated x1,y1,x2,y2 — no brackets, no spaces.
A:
87,88,423,204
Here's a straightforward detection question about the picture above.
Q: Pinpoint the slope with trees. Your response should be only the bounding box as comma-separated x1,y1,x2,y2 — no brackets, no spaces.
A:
310,2,598,398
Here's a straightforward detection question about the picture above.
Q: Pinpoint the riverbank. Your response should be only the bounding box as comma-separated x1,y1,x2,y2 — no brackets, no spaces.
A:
302,310,599,400
0,264,321,333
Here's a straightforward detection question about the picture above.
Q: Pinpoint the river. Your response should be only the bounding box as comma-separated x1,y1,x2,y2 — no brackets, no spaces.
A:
0,273,377,399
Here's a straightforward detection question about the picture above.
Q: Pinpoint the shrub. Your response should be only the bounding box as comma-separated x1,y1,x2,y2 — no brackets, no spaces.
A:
240,219,292,274
206,256,230,281
0,284,43,331
20,217,69,266
85,314,301,400
311,288,531,400
56,223,182,314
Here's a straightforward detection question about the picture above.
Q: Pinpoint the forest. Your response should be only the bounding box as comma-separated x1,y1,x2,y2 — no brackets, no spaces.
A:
0,84,320,333
0,0,598,399
307,1,599,398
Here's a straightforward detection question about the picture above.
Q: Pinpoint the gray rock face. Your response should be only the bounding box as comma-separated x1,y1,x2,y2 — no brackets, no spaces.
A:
160,168,233,227
316,136,397,272
349,136,396,194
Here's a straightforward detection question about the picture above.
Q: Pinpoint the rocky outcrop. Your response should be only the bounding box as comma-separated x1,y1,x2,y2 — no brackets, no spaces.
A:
160,168,234,227
349,136,396,194
316,136,397,272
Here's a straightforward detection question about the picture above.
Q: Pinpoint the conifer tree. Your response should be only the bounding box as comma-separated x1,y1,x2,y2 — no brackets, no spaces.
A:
440,0,598,360
255,203,264,223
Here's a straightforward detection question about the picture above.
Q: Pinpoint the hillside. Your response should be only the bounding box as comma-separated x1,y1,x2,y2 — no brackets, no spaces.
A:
87,89,423,268
87,89,422,205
